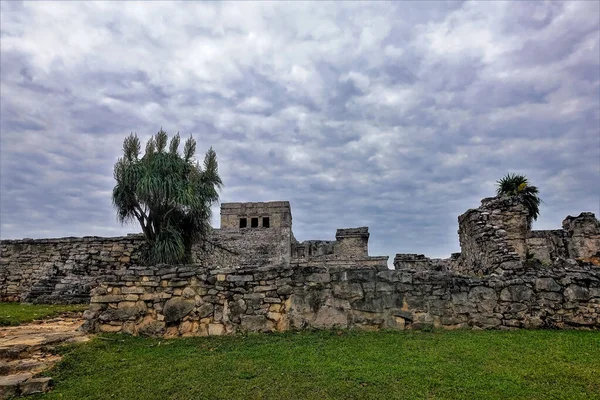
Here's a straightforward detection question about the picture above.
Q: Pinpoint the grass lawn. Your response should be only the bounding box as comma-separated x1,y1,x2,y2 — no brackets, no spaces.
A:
35,329,599,400
0,302,87,326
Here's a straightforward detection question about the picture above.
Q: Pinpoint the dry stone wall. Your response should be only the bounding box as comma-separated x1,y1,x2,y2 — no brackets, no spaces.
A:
83,258,600,336
3,197,600,335
456,196,529,276
0,226,292,303
0,235,144,303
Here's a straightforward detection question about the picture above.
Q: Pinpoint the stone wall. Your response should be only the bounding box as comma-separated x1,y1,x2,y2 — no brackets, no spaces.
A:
291,227,370,260
0,235,144,303
83,258,600,336
0,226,293,303
525,213,600,264
393,253,459,272
456,196,529,276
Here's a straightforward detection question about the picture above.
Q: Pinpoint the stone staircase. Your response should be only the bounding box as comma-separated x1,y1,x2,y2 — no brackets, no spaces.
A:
24,275,92,305
0,317,89,398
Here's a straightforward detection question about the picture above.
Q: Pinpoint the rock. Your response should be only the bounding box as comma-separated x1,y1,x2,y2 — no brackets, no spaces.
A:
312,307,348,329
500,285,533,302
535,278,562,292
564,285,589,302
208,323,225,336
267,312,282,322
468,286,497,301
179,321,197,335
20,377,52,395
137,320,165,337
163,298,195,323
93,295,124,303
122,321,136,335
100,301,146,322
227,274,253,283
182,287,196,299
276,284,293,296
99,324,122,333
0,373,32,399
197,303,214,318
240,315,274,332
471,315,502,329
306,273,331,283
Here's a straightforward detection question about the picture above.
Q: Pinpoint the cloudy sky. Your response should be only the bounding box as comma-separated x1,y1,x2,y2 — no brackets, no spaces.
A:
1,1,599,261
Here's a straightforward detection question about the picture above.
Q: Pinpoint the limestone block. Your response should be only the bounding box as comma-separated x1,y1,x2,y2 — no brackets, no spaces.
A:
535,278,562,292
564,285,589,302
163,298,195,323
99,324,122,333
19,377,52,395
240,315,274,332
499,285,533,302
332,281,363,301
197,303,214,318
276,284,293,296
93,295,124,303
182,287,196,299
137,319,165,336
312,307,348,329
208,323,225,336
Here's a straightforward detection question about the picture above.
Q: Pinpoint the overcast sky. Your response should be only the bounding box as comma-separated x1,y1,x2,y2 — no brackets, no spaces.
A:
1,1,599,260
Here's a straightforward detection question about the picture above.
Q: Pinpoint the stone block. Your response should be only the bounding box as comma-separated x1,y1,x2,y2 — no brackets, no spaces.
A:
240,315,274,332
121,286,144,294
227,275,253,283
535,278,562,292
208,323,225,336
500,285,533,302
276,284,294,296
332,282,363,301
163,298,195,323
197,303,214,318
93,295,124,303
137,319,165,336
306,273,331,283
99,324,122,333
564,285,589,302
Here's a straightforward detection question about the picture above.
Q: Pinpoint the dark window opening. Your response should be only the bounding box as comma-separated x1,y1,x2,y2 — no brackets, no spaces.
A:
251,217,259,228
239,218,247,228
262,217,270,228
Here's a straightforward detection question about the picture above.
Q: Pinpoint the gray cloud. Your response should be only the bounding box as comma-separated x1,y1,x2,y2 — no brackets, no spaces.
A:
1,1,599,262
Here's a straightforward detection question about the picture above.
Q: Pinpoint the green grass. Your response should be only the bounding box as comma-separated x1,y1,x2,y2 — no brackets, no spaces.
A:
34,329,600,400
0,302,87,326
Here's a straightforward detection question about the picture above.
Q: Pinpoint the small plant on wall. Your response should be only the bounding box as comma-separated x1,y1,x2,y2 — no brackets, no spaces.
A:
496,173,541,229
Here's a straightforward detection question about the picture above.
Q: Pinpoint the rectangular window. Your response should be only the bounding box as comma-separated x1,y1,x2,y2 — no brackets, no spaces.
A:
251,217,259,228
262,217,270,228
239,218,247,228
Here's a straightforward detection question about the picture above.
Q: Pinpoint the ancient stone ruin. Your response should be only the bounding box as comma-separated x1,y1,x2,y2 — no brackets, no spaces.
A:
1,196,599,335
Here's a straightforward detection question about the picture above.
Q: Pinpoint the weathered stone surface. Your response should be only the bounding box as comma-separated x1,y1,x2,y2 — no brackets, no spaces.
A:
564,285,589,302
535,278,562,292
500,285,534,302
163,298,195,323
208,323,225,336
19,377,52,395
332,282,363,301
137,320,165,336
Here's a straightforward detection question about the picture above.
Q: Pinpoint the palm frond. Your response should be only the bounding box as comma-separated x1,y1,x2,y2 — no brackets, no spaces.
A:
496,173,541,229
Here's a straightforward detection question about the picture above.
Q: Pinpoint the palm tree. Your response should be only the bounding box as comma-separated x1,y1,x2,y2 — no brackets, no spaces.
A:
496,173,541,229
112,128,222,264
